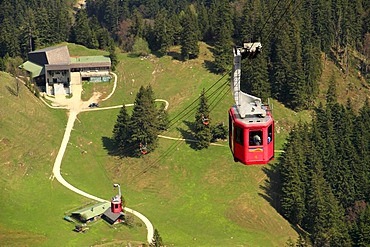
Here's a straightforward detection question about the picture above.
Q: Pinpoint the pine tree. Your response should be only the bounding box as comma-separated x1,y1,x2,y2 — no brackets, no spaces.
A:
213,24,232,73
157,102,169,131
109,42,118,71
241,51,270,101
194,88,211,149
131,9,145,38
129,85,160,156
357,205,370,246
71,9,98,49
280,124,307,225
312,0,334,52
19,8,38,57
168,13,182,46
35,7,52,47
180,6,199,60
150,229,164,247
301,2,321,109
153,9,172,55
212,0,233,73
112,103,130,153
197,2,210,41
304,146,351,246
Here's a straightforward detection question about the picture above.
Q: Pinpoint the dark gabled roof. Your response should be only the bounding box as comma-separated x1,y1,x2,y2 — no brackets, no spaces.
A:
30,46,70,65
102,208,123,223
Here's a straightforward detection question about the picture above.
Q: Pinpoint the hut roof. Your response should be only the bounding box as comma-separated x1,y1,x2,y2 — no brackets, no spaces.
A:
71,201,110,221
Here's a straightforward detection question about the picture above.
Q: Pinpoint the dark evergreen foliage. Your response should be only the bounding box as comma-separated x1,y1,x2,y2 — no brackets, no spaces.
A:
210,122,227,141
128,85,160,156
180,6,199,60
150,229,164,247
112,103,130,152
194,88,211,149
108,42,118,71
278,83,370,245
212,0,233,73
241,52,270,101
157,102,169,131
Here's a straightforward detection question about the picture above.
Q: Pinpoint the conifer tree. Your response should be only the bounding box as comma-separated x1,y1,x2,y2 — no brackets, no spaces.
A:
153,10,172,55
112,103,130,153
280,124,306,225
157,102,169,131
71,9,98,49
241,51,270,101
180,6,199,60
312,0,334,52
301,4,321,108
150,229,164,247
35,7,52,47
0,19,20,57
194,88,211,149
197,2,210,41
304,145,351,247
357,205,370,246
129,85,160,156
212,0,233,73
168,13,182,46
213,24,232,73
108,42,118,71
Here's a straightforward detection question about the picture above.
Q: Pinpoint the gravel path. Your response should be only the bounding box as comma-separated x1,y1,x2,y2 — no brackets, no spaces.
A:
47,72,154,243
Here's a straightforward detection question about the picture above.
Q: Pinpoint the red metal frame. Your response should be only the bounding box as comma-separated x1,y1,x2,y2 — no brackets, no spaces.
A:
229,107,274,165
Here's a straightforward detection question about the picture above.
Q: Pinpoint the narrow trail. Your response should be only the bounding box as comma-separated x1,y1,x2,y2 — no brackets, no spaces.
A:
46,72,154,244
40,71,283,244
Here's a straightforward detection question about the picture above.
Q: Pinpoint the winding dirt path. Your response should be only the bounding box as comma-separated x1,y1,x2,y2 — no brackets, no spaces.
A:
47,72,154,244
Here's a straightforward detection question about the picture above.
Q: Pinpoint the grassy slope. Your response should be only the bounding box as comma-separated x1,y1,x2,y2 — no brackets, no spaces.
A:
317,53,370,111
0,72,146,246
61,43,302,246
3,42,365,246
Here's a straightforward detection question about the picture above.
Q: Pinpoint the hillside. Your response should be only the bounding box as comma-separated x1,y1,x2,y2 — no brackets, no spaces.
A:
2,41,368,246
59,43,303,246
0,72,146,246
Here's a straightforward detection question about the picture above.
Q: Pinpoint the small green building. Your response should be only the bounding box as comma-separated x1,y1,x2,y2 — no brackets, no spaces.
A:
71,201,110,223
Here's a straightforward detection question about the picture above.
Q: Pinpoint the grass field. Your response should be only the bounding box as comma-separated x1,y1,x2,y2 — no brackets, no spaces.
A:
0,72,146,246
2,41,367,246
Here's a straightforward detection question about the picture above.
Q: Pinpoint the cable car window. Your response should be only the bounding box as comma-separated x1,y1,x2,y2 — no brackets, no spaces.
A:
268,124,272,144
250,130,263,146
235,126,244,146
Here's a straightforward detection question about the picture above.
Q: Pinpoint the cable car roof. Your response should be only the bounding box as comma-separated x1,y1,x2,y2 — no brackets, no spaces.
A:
230,105,272,125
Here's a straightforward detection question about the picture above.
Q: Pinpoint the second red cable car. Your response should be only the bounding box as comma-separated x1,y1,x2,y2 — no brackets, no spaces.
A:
229,43,274,165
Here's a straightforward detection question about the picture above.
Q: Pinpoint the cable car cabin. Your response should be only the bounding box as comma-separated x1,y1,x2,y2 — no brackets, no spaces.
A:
229,105,274,165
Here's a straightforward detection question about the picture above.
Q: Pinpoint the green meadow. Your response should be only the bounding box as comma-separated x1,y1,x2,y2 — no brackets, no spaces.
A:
2,42,340,246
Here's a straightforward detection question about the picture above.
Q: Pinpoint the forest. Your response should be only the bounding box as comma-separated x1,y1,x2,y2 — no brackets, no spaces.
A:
1,0,370,246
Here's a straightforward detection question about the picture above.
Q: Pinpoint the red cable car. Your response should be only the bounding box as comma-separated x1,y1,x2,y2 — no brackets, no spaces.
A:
201,114,209,126
140,143,148,155
229,43,274,165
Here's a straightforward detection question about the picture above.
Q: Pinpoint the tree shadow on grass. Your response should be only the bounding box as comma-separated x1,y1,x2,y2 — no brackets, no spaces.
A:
203,60,219,74
102,136,144,158
176,120,200,150
6,85,18,96
102,136,119,156
258,163,282,213
167,51,182,61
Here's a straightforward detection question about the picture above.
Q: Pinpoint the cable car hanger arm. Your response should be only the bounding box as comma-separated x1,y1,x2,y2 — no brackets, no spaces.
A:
231,42,266,119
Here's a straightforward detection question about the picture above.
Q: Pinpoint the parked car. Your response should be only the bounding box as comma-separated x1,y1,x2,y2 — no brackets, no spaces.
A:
88,103,99,108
